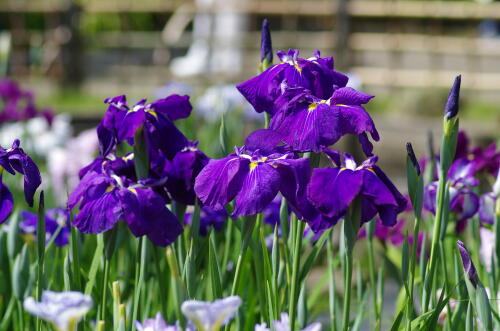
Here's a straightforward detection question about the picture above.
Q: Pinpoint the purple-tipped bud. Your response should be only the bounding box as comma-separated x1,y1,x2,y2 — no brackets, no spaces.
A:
260,19,273,64
406,142,421,176
444,75,461,120
457,240,478,287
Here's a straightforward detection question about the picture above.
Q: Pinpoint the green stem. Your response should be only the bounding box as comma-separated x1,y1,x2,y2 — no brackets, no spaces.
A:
70,226,82,291
367,233,380,330
100,257,110,322
327,236,338,331
405,215,421,331
131,237,147,330
231,215,257,295
342,198,361,331
289,219,305,331
342,250,353,331
423,171,447,311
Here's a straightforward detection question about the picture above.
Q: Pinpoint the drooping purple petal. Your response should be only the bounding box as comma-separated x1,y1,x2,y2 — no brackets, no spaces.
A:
307,168,363,219
72,191,122,234
0,177,14,223
270,102,342,152
149,94,192,121
233,162,281,216
244,129,288,155
120,188,183,246
194,155,248,211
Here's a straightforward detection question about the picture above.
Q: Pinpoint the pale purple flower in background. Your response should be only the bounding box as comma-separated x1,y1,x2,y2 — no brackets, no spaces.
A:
181,296,241,330
255,313,322,331
480,227,495,273
23,291,92,331
47,128,98,203
135,312,181,331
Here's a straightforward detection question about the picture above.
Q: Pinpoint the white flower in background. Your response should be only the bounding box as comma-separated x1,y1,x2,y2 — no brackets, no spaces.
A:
493,168,500,197
47,128,98,204
135,312,181,331
181,295,241,331
196,85,251,122
0,114,72,157
23,291,92,331
255,313,322,331
480,227,495,272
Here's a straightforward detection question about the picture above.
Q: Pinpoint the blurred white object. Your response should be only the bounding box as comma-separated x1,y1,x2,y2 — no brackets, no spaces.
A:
0,114,72,158
24,291,92,331
196,84,250,122
47,128,98,203
169,0,247,77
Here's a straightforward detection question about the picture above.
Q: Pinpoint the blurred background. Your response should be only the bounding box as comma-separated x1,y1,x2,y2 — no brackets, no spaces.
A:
0,0,499,183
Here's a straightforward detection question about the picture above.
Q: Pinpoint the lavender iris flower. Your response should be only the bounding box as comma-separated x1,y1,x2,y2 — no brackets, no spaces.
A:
181,296,241,331
307,153,407,230
255,313,321,331
236,49,348,114
424,158,479,229
67,165,183,246
0,139,41,223
20,208,70,246
194,129,311,217
457,240,479,287
97,94,191,158
184,206,228,236
135,312,181,331
269,86,378,155
23,291,93,331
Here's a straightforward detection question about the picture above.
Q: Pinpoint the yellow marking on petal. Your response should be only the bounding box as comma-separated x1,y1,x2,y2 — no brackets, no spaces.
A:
335,104,349,107
294,64,302,73
366,167,376,174
128,188,138,195
105,185,115,193
147,110,158,119
308,103,318,112
249,162,258,171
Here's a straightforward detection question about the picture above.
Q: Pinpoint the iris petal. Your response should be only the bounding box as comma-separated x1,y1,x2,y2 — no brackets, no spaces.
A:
233,162,281,216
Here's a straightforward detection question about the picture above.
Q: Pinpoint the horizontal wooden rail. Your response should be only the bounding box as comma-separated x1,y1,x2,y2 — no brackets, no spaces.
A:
351,67,500,90
3,0,500,20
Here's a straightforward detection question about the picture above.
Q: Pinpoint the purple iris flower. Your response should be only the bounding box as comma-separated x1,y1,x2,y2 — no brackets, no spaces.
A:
194,129,311,217
0,139,42,223
269,86,378,155
424,158,479,229
67,168,183,246
161,141,210,205
457,240,479,287
184,206,228,236
97,94,191,158
236,49,348,114
0,79,54,124
19,208,70,246
307,153,407,230
135,312,180,331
